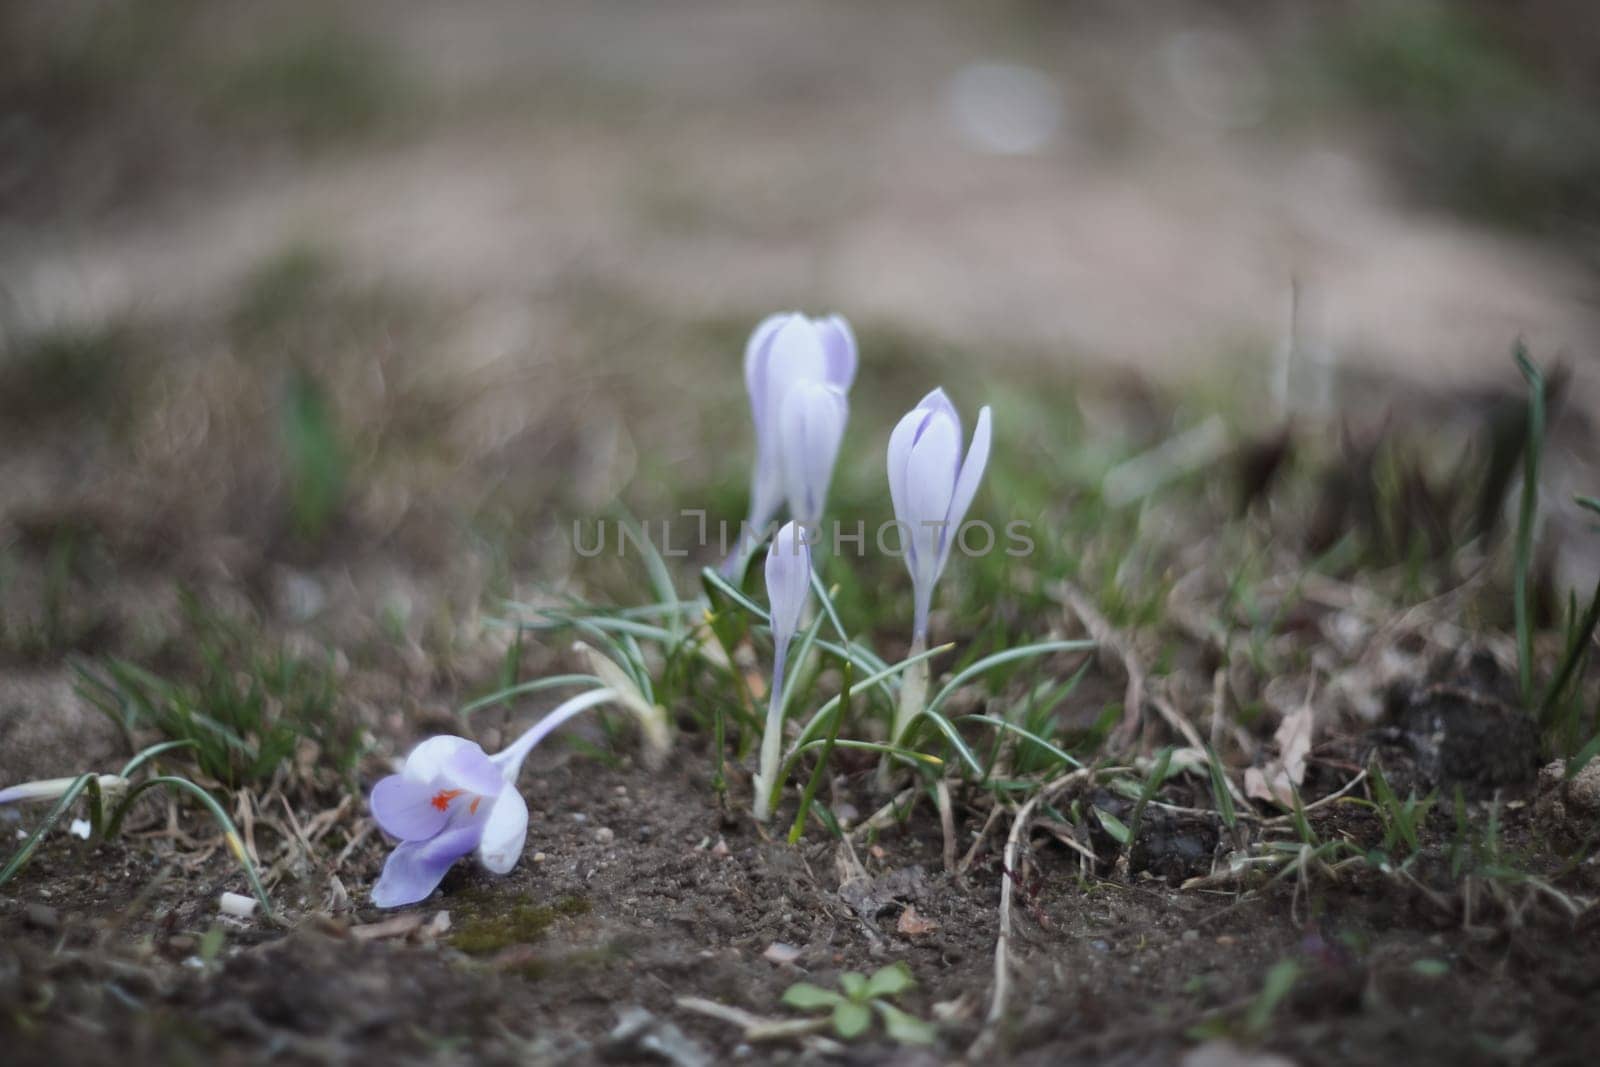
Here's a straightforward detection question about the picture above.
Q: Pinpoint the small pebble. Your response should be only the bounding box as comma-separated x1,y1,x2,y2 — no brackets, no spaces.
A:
533,852,548,863
763,942,802,965
1182,929,1199,942
23,903,60,932
218,892,258,919
571,813,589,823
595,827,615,844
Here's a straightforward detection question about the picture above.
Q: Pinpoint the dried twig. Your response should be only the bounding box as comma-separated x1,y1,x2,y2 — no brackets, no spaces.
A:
849,786,918,841
675,996,843,1052
968,768,1095,1061
957,803,1005,875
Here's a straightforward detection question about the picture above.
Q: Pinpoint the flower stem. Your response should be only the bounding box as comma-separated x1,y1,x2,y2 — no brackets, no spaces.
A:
491,687,619,782
878,632,929,791
753,640,789,822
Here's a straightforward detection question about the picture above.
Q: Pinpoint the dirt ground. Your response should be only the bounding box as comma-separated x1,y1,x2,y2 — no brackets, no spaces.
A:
6,738,1600,1066
4,2,1600,1065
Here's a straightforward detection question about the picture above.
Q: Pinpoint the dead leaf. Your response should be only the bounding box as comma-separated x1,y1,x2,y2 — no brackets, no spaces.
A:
1245,699,1314,808
896,904,938,936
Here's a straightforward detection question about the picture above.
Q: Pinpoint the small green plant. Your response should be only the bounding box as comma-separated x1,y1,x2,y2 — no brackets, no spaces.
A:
781,962,935,1045
1359,760,1435,865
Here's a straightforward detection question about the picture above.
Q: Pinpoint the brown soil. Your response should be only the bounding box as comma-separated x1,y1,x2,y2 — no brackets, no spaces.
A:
5,734,1599,1066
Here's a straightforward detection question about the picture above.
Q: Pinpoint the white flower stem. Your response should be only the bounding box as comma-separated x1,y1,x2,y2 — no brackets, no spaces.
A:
491,687,619,782
752,640,790,823
879,632,929,791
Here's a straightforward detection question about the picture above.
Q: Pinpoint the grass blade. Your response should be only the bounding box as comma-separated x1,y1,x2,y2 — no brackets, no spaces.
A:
1513,345,1545,707
924,639,1094,717
789,662,850,844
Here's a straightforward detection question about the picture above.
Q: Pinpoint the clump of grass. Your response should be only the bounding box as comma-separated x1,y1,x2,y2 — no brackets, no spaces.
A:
75,603,356,790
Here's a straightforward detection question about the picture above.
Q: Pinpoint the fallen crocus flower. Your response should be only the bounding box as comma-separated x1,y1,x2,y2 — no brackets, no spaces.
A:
725,311,855,574
369,687,618,907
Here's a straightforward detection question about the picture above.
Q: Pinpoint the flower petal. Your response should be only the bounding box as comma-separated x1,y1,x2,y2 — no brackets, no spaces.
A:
915,387,961,445
779,381,848,525
937,405,992,577
764,520,813,645
401,736,477,782
441,742,504,797
887,406,931,532
762,317,828,431
477,782,529,874
905,410,959,594
369,774,450,841
816,315,857,392
371,824,481,908
743,312,792,436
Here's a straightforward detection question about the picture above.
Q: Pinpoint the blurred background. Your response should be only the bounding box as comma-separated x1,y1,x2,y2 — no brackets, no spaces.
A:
2,0,1599,779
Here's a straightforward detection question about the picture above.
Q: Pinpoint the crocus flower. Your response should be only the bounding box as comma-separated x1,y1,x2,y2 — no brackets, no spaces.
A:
753,520,813,822
726,312,855,573
882,389,991,770
887,387,993,643
369,687,617,907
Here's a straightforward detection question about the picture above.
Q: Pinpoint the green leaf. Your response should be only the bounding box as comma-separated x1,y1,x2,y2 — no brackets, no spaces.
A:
874,1002,937,1045
782,982,844,1010
1243,960,1301,1038
924,640,1094,718
960,714,1083,771
838,971,868,1000
864,962,916,999
832,1000,872,1039
1095,807,1131,845
1411,959,1449,978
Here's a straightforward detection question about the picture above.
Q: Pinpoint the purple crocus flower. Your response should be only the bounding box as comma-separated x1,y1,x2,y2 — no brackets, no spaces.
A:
725,312,855,573
753,520,812,822
368,687,616,908
887,388,992,643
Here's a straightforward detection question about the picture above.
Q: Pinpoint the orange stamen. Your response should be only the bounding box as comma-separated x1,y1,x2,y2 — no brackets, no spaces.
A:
430,789,465,811
470,797,481,814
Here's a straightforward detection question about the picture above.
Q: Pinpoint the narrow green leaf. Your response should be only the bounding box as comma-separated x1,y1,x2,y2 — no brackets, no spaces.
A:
924,640,1094,717
1095,807,1131,845
960,714,1082,770
1513,345,1544,707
